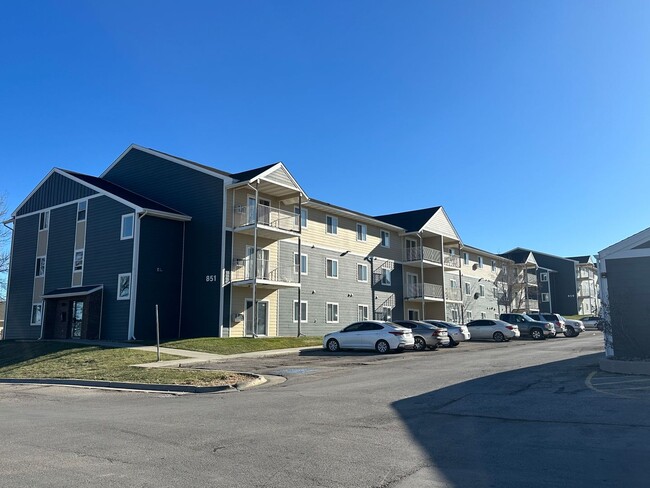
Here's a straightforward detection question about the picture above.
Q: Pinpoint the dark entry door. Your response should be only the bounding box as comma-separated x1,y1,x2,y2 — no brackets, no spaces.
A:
53,300,70,339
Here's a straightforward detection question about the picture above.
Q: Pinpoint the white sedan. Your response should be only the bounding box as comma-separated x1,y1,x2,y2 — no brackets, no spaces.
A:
466,319,520,342
323,321,414,354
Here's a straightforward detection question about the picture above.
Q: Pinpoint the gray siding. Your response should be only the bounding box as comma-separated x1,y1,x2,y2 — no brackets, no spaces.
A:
460,274,501,319
17,172,97,216
44,204,77,293
135,217,184,340
83,196,135,340
103,148,225,337
278,243,400,336
532,254,579,315
4,215,40,339
606,257,650,360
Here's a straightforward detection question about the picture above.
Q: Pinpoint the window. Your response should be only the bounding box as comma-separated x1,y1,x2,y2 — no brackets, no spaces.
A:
121,214,135,240
463,252,469,265
326,258,338,279
541,293,549,302
494,313,499,319
465,282,471,294
381,268,391,285
326,215,338,235
73,250,84,272
479,285,485,297
356,223,367,242
451,309,459,322
293,301,308,322
450,279,457,289
540,273,549,282
294,207,308,229
491,260,496,272
478,256,484,268
408,309,420,320
357,305,369,321
31,304,42,325
294,253,308,275
117,273,131,300
466,311,472,320
381,306,392,321
77,200,87,222
326,303,339,323
39,210,50,231
493,287,498,298
35,256,46,277
380,230,390,248
357,263,368,282
481,312,487,319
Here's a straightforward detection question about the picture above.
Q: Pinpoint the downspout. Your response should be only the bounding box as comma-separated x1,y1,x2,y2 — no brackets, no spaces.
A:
251,181,259,337
458,244,464,323
418,232,424,320
440,235,447,321
297,193,302,337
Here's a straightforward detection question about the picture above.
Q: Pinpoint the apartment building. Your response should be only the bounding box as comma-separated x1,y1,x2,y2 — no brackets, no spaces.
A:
3,145,466,340
566,255,599,315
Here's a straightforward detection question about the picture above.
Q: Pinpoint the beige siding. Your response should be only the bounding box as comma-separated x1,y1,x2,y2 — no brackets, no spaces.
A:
229,287,278,337
422,209,459,240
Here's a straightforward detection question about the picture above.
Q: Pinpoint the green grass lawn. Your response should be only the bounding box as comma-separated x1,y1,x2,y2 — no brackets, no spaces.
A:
0,341,244,387
160,336,322,355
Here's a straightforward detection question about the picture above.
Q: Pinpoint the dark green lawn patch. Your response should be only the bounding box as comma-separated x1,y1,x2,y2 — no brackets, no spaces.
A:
160,336,322,355
0,341,243,387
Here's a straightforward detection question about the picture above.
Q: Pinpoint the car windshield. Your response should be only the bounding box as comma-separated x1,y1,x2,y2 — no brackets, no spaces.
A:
521,314,535,322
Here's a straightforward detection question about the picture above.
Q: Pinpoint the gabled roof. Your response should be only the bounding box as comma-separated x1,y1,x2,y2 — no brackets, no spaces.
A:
43,285,103,299
374,207,442,233
566,255,594,264
499,249,538,266
229,163,279,182
62,170,189,218
599,226,650,259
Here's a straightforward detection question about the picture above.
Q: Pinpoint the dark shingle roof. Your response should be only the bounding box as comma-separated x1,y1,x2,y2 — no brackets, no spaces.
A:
229,163,279,182
567,255,592,264
62,170,189,217
374,207,441,233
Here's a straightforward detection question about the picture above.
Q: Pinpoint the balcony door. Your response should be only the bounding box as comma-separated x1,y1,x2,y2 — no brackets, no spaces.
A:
405,238,418,261
407,273,419,298
245,246,270,280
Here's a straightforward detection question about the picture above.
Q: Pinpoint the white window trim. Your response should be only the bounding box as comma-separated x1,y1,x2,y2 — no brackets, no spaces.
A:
35,256,46,278
294,206,308,229
451,309,459,322
30,303,43,326
540,273,549,282
357,304,369,321
293,252,308,275
380,230,390,248
357,263,368,282
39,210,50,231
491,260,496,272
121,214,135,240
117,273,132,301
450,279,457,289
326,258,339,279
481,312,487,319
326,215,338,235
466,311,473,320
381,268,392,286
77,200,88,222
464,282,471,294
408,309,420,320
356,223,367,242
478,256,484,268
73,249,85,272
479,285,485,297
293,300,308,322
541,293,550,302
326,302,339,323
463,252,469,265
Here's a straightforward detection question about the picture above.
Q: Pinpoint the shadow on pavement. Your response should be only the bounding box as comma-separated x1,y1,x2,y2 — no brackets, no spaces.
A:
392,352,649,488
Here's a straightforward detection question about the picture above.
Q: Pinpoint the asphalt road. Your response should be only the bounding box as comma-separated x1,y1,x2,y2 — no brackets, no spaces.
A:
1,331,648,488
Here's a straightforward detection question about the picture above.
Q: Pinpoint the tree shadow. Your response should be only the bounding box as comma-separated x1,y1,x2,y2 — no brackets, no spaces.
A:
391,352,648,487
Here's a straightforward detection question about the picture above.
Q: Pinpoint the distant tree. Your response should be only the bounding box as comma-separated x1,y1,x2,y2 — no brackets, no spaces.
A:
0,193,10,299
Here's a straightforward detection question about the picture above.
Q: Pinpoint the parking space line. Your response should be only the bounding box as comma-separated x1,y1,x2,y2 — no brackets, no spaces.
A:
590,378,650,385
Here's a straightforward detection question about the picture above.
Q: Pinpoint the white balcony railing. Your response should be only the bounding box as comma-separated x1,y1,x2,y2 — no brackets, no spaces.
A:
228,258,298,284
233,204,299,233
405,282,444,300
403,246,442,264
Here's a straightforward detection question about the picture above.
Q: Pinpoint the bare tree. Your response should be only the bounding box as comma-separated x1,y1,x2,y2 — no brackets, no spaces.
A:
0,193,10,299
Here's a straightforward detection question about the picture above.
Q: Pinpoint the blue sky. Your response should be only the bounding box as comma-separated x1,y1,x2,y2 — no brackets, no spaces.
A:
1,1,649,257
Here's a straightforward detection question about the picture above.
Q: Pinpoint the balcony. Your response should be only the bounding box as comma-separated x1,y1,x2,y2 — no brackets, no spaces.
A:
232,204,300,239
577,270,594,280
443,252,461,269
402,246,442,267
227,258,300,288
405,282,444,301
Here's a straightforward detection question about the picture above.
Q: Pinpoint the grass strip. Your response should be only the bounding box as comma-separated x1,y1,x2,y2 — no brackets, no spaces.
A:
160,336,322,355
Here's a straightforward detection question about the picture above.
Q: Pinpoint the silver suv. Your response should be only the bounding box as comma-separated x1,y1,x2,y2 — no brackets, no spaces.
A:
499,313,555,340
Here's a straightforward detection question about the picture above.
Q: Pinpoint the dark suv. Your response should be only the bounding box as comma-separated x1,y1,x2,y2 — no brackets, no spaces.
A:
499,313,555,340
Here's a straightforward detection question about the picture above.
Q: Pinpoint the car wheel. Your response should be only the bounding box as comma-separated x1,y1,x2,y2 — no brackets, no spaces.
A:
375,340,390,354
326,339,340,352
493,331,506,342
446,338,457,348
413,336,427,351
429,343,439,351
530,328,544,340
564,327,575,337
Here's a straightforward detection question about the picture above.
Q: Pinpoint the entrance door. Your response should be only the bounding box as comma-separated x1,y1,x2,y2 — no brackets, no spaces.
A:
245,299,268,336
408,309,420,320
71,300,84,338
53,300,70,339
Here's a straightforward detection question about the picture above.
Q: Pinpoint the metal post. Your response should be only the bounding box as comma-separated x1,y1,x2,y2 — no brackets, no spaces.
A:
155,304,161,362
297,194,303,336
250,181,259,337
418,233,425,320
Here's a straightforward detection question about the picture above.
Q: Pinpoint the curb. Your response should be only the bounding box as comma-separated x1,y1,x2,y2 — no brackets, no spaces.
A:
599,358,650,376
0,372,266,394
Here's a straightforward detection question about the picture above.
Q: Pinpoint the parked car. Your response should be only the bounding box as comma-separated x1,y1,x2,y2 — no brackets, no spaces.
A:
499,313,555,340
466,319,520,342
323,321,414,354
424,320,471,347
393,320,449,351
526,313,568,337
582,316,604,330
559,316,585,337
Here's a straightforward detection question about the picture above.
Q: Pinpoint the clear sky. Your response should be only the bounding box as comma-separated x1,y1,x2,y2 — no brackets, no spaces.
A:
1,1,649,258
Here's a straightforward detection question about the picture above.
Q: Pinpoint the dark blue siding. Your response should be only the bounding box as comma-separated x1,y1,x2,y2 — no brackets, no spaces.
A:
104,148,225,337
44,204,77,293
134,217,184,340
5,215,40,339
83,196,134,340
17,172,96,216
